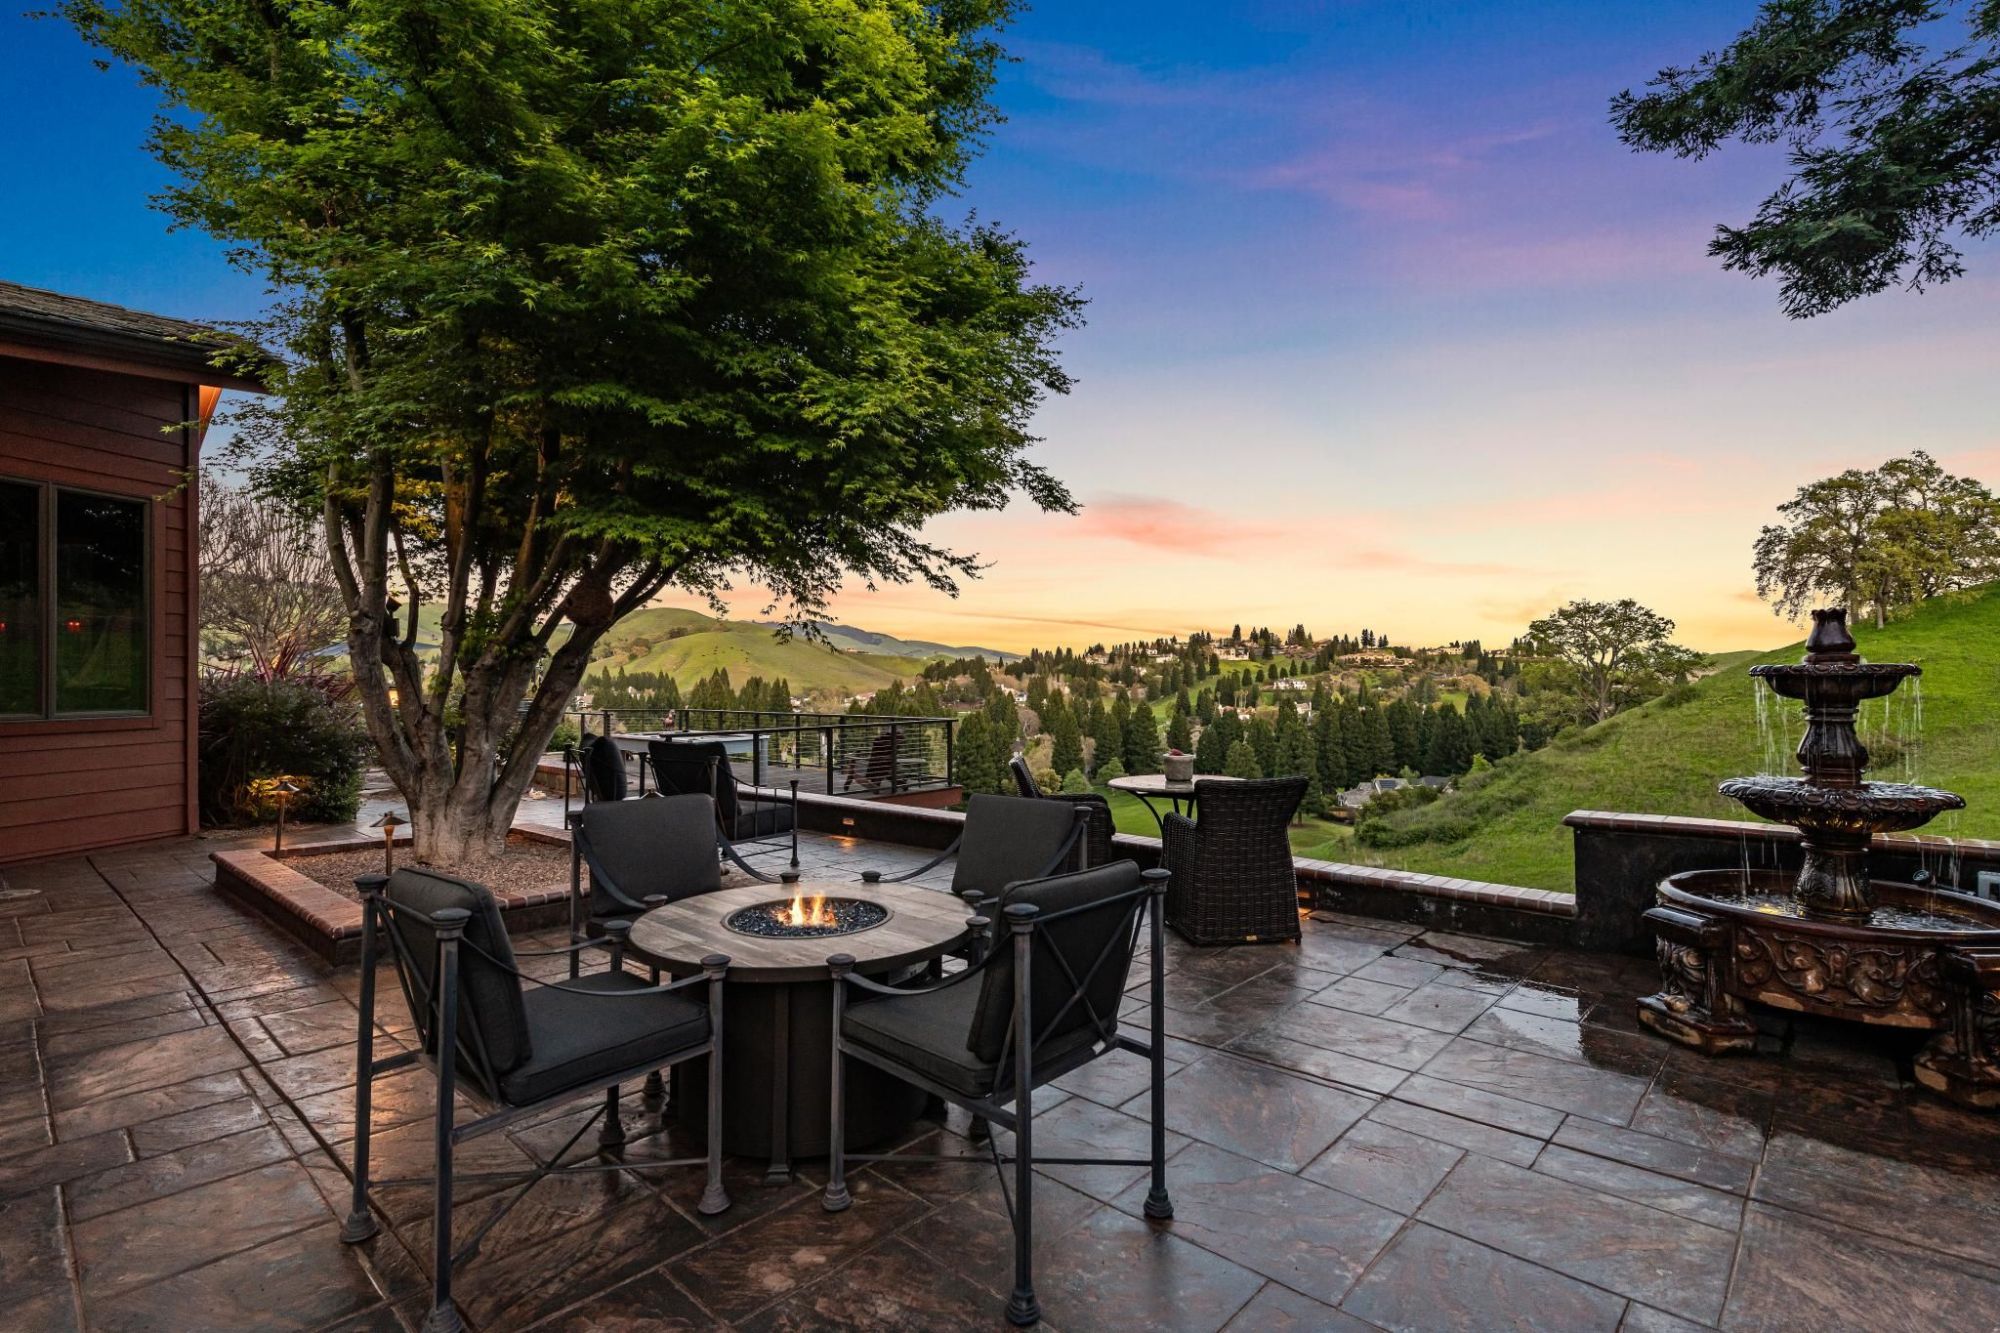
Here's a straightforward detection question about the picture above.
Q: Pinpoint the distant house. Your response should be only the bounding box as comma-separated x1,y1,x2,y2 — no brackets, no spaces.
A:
0,280,264,864
1272,677,1311,692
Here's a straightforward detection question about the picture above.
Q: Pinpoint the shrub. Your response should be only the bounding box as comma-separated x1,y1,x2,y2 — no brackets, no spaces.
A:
1095,756,1126,783
199,674,369,825
548,718,582,754
1060,768,1090,794
1035,766,1062,795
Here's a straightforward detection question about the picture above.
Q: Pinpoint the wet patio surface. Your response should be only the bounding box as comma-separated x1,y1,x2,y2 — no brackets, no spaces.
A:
5,827,2000,1331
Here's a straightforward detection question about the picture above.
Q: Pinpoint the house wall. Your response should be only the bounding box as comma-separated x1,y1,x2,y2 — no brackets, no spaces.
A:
0,354,198,864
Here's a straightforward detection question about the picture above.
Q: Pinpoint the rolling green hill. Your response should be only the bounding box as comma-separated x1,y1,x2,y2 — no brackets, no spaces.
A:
1330,587,2000,892
592,607,931,697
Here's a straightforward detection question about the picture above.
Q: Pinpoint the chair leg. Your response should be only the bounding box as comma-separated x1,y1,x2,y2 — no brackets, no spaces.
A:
642,1069,665,1109
598,1085,625,1148
822,964,852,1212
342,897,381,1244
1144,892,1174,1221
699,962,731,1216
426,925,466,1333
1006,919,1039,1328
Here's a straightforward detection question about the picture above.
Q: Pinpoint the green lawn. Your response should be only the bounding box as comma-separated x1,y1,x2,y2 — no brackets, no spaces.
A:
1338,588,2000,892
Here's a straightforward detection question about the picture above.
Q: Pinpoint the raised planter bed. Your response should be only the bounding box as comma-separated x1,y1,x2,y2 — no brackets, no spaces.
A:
212,825,576,965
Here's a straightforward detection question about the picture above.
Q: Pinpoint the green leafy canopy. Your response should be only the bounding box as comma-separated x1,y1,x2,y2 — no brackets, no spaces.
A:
58,0,1082,854
1613,0,2000,316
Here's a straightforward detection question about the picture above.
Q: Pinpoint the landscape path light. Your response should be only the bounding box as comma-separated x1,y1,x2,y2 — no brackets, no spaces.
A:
372,811,409,876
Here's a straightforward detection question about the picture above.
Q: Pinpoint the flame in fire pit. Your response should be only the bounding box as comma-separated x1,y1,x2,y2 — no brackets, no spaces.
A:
780,889,836,929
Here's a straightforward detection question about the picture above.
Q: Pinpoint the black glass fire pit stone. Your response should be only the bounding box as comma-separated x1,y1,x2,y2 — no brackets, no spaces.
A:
724,897,889,939
1637,608,2000,1109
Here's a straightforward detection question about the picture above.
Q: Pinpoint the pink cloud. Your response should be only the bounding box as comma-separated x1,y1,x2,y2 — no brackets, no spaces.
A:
1068,496,1278,556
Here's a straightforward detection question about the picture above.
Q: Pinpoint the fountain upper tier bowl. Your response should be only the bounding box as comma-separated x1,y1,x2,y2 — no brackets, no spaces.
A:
1718,775,1965,835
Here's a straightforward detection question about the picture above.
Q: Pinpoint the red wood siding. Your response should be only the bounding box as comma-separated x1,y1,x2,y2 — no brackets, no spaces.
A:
0,355,198,864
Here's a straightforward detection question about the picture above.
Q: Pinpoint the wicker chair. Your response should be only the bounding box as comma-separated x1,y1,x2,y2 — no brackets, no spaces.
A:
1008,756,1114,871
1161,776,1307,945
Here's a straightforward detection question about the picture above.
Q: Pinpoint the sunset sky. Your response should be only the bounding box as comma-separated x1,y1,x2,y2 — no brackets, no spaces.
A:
6,3,1996,654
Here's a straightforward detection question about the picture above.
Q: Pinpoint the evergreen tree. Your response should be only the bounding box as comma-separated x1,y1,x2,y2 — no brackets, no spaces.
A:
1422,703,1475,776
1248,717,1278,777
1125,700,1162,773
1276,717,1315,779
1388,699,1422,773
1165,711,1194,753
1366,707,1395,777
1223,740,1263,780
1195,723,1227,775
1089,701,1122,777
1195,688,1217,725
955,713,995,797
1060,768,1090,795
1048,701,1084,779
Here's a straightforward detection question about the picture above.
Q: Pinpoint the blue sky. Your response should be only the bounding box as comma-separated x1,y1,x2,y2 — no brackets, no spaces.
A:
5,3,1996,651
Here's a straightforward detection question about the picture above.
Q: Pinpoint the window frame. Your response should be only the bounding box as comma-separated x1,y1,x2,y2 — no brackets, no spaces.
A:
0,475,153,722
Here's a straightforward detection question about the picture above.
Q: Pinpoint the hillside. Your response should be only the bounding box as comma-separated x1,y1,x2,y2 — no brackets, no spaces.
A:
754,621,1015,663
592,608,931,698
1335,587,2000,892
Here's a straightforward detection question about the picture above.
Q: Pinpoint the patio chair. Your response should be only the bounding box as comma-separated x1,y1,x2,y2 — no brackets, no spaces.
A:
1008,756,1115,871
860,793,1088,925
567,792,771,949
821,861,1174,1327
647,738,798,864
1161,775,1308,945
560,733,630,827
341,867,730,1333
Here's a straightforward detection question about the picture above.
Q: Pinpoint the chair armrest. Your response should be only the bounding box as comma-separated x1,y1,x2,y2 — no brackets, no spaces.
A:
861,836,962,885
828,935,989,998
720,837,778,882
1162,811,1197,870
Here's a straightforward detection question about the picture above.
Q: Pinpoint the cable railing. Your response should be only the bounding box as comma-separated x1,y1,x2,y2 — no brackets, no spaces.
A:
559,706,956,798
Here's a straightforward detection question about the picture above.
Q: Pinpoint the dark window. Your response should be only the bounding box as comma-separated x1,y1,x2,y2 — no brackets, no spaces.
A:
0,482,38,716
55,491,149,714
0,480,150,719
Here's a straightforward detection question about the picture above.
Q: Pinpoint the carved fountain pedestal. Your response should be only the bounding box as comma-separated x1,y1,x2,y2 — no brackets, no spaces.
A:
1637,609,2000,1109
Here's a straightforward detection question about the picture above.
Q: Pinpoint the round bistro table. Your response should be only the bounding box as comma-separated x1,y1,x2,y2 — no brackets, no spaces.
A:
1106,772,1244,831
627,880,970,1183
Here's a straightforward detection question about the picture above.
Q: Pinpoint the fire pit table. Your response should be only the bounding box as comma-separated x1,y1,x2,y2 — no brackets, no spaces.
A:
627,879,972,1182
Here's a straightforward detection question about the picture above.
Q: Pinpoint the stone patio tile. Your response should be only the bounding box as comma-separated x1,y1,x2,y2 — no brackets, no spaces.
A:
1364,1100,1545,1168
66,1124,295,1223
1340,1222,1626,1333
1028,1204,1266,1333
0,1186,74,1315
1139,1054,1370,1173
1378,980,1499,1035
1419,1036,1652,1124
531,1262,717,1332
666,1175,927,1323
994,1096,1191,1202
0,1129,132,1197
1749,1129,2000,1270
1417,1155,1736,1324
72,1160,330,1300
1307,973,1413,1016
256,997,366,1056
1255,1000,1455,1072
1115,1143,1402,1304
1532,1144,1745,1231
127,1095,274,1158
1302,1117,1464,1215
1630,1068,1773,1160
1222,1281,1375,1331
33,987,200,1037
46,1024,249,1111
1390,1073,1565,1140
52,1070,255,1143
85,1221,384,1333
1724,1203,2000,1331
1052,1042,1194,1109
1462,1006,1665,1077
1223,1024,1410,1096
1551,1116,1757,1194
738,1234,1014,1332
39,1004,210,1059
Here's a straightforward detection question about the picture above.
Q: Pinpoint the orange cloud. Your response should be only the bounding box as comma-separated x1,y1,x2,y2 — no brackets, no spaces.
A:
1067,495,1277,556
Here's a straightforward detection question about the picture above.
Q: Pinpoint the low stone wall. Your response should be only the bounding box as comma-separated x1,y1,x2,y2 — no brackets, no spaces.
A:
212,826,574,964
1566,809,2000,954
782,788,1576,945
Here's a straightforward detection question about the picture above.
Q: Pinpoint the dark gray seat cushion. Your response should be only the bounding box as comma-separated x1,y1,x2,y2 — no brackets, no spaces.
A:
499,971,709,1105
841,976,1099,1099
727,802,794,840
384,868,533,1078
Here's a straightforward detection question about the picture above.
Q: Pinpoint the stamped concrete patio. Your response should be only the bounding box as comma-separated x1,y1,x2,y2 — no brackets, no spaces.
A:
5,826,2000,1332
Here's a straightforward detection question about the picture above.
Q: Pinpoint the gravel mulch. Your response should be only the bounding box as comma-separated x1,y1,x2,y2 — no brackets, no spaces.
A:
288,839,581,902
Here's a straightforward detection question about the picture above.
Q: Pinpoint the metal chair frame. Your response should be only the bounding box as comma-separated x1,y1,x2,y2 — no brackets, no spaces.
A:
340,874,731,1333
647,744,801,867
820,867,1174,1327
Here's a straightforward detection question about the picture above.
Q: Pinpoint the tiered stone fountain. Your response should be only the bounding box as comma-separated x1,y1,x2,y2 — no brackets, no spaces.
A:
1638,609,2000,1107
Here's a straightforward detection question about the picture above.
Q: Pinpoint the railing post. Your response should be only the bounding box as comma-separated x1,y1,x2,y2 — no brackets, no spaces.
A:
889,723,902,795
825,726,836,795
944,717,954,788
752,725,764,790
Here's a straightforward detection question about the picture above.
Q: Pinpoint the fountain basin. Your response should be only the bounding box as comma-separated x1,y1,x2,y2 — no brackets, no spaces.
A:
1641,869,2000,1107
